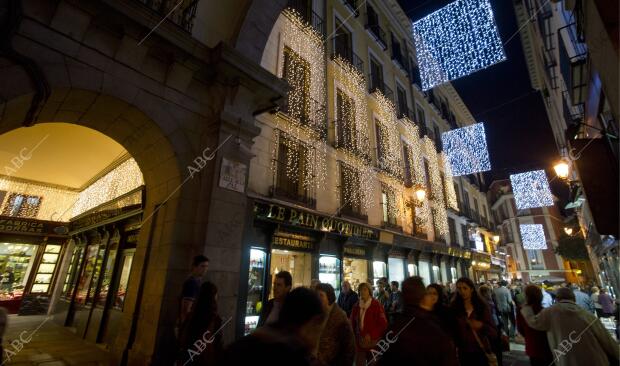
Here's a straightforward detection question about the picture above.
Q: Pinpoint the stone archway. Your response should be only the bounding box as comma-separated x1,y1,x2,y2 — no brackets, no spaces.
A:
0,88,202,364
233,0,288,64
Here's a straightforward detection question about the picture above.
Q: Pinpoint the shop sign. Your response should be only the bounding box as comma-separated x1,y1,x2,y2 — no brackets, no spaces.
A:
272,232,314,250
344,246,367,257
255,202,379,241
0,217,66,236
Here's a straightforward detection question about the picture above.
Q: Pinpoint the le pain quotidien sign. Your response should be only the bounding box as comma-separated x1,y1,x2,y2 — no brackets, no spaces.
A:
255,202,379,241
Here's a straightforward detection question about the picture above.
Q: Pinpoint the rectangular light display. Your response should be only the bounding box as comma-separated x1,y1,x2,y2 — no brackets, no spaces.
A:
510,170,554,209
441,123,491,176
520,224,547,250
412,0,506,90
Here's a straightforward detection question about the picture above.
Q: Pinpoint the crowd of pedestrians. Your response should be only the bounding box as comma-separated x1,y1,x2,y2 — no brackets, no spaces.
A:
174,255,619,366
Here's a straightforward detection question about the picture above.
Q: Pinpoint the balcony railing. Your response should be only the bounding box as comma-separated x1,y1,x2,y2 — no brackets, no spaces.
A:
368,75,393,102
286,0,326,38
135,0,199,32
340,206,368,221
331,43,364,75
391,48,407,71
365,19,387,50
278,96,328,139
270,185,316,208
342,0,359,16
334,127,372,163
398,107,414,121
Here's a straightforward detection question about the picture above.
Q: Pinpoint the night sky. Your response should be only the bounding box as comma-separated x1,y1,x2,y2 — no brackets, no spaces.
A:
397,0,565,198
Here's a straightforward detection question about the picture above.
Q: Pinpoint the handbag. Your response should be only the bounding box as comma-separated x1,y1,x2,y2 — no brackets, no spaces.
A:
466,319,498,366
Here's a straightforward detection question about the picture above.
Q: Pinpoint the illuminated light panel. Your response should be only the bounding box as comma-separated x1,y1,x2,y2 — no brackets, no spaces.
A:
374,93,404,180
412,0,506,90
440,152,459,211
510,170,554,209
424,137,449,241
519,224,547,250
441,122,491,176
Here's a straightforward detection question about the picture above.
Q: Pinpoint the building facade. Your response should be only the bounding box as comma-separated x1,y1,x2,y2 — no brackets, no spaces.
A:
0,0,503,363
514,0,618,293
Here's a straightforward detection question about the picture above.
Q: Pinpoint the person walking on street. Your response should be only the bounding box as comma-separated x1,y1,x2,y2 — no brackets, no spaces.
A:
374,279,390,311
314,283,355,366
337,281,359,318
571,283,594,313
479,285,504,366
350,282,388,366
590,286,603,317
494,280,515,339
222,287,325,366
258,271,292,327
451,277,498,366
598,288,615,317
377,277,459,366
521,287,619,366
423,283,457,340
515,285,554,366
177,255,209,333
177,281,223,365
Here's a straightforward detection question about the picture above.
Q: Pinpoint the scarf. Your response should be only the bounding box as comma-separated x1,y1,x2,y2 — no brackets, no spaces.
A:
358,297,372,331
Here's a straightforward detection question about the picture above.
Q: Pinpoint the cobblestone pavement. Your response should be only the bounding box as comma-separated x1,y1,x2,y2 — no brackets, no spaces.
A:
2,315,112,366
502,342,532,366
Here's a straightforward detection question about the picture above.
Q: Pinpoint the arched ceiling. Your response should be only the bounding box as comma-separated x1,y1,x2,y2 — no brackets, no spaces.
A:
0,123,128,190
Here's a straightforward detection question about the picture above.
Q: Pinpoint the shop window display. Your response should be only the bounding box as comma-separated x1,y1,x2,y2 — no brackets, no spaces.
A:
388,257,405,285
245,248,267,335
319,256,341,296
0,243,37,309
31,244,61,294
344,258,368,291
270,249,312,293
372,261,387,286
113,253,133,310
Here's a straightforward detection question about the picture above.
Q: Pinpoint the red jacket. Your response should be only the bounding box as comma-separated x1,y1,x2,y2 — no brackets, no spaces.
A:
516,305,553,360
350,298,388,349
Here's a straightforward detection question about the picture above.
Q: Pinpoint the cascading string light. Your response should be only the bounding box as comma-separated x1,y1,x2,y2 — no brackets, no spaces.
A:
0,158,143,221
519,224,548,250
402,122,430,234
332,55,375,212
269,8,328,193
412,0,506,90
510,170,554,210
440,152,459,211
424,137,449,241
441,122,491,176
374,93,404,181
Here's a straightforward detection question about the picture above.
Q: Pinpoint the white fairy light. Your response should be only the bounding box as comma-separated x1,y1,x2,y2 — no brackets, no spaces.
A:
519,224,547,250
440,152,459,211
402,123,430,234
424,137,449,241
268,9,328,192
0,158,143,221
412,0,506,90
510,170,554,209
374,93,404,180
441,122,491,176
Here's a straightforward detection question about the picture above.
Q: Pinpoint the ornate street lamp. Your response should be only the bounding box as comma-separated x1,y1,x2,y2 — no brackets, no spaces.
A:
553,159,570,180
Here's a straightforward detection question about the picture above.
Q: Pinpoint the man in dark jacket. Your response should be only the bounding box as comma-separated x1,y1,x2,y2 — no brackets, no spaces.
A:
336,280,358,317
376,277,459,366
223,287,325,366
258,271,292,327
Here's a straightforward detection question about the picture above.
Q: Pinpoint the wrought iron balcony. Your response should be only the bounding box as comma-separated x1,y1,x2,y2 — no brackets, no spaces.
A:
134,0,198,32
331,43,364,75
339,206,368,222
365,19,387,50
334,127,372,163
342,0,359,16
286,0,326,38
278,96,328,139
270,185,316,209
368,75,393,102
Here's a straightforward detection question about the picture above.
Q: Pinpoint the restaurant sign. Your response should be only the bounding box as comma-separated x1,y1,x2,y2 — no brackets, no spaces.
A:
255,202,379,241
272,232,314,250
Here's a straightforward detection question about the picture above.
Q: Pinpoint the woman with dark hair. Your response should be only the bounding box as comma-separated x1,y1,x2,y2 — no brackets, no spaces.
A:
314,283,355,366
516,284,554,366
350,282,388,366
177,281,223,365
422,284,457,341
450,277,497,366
